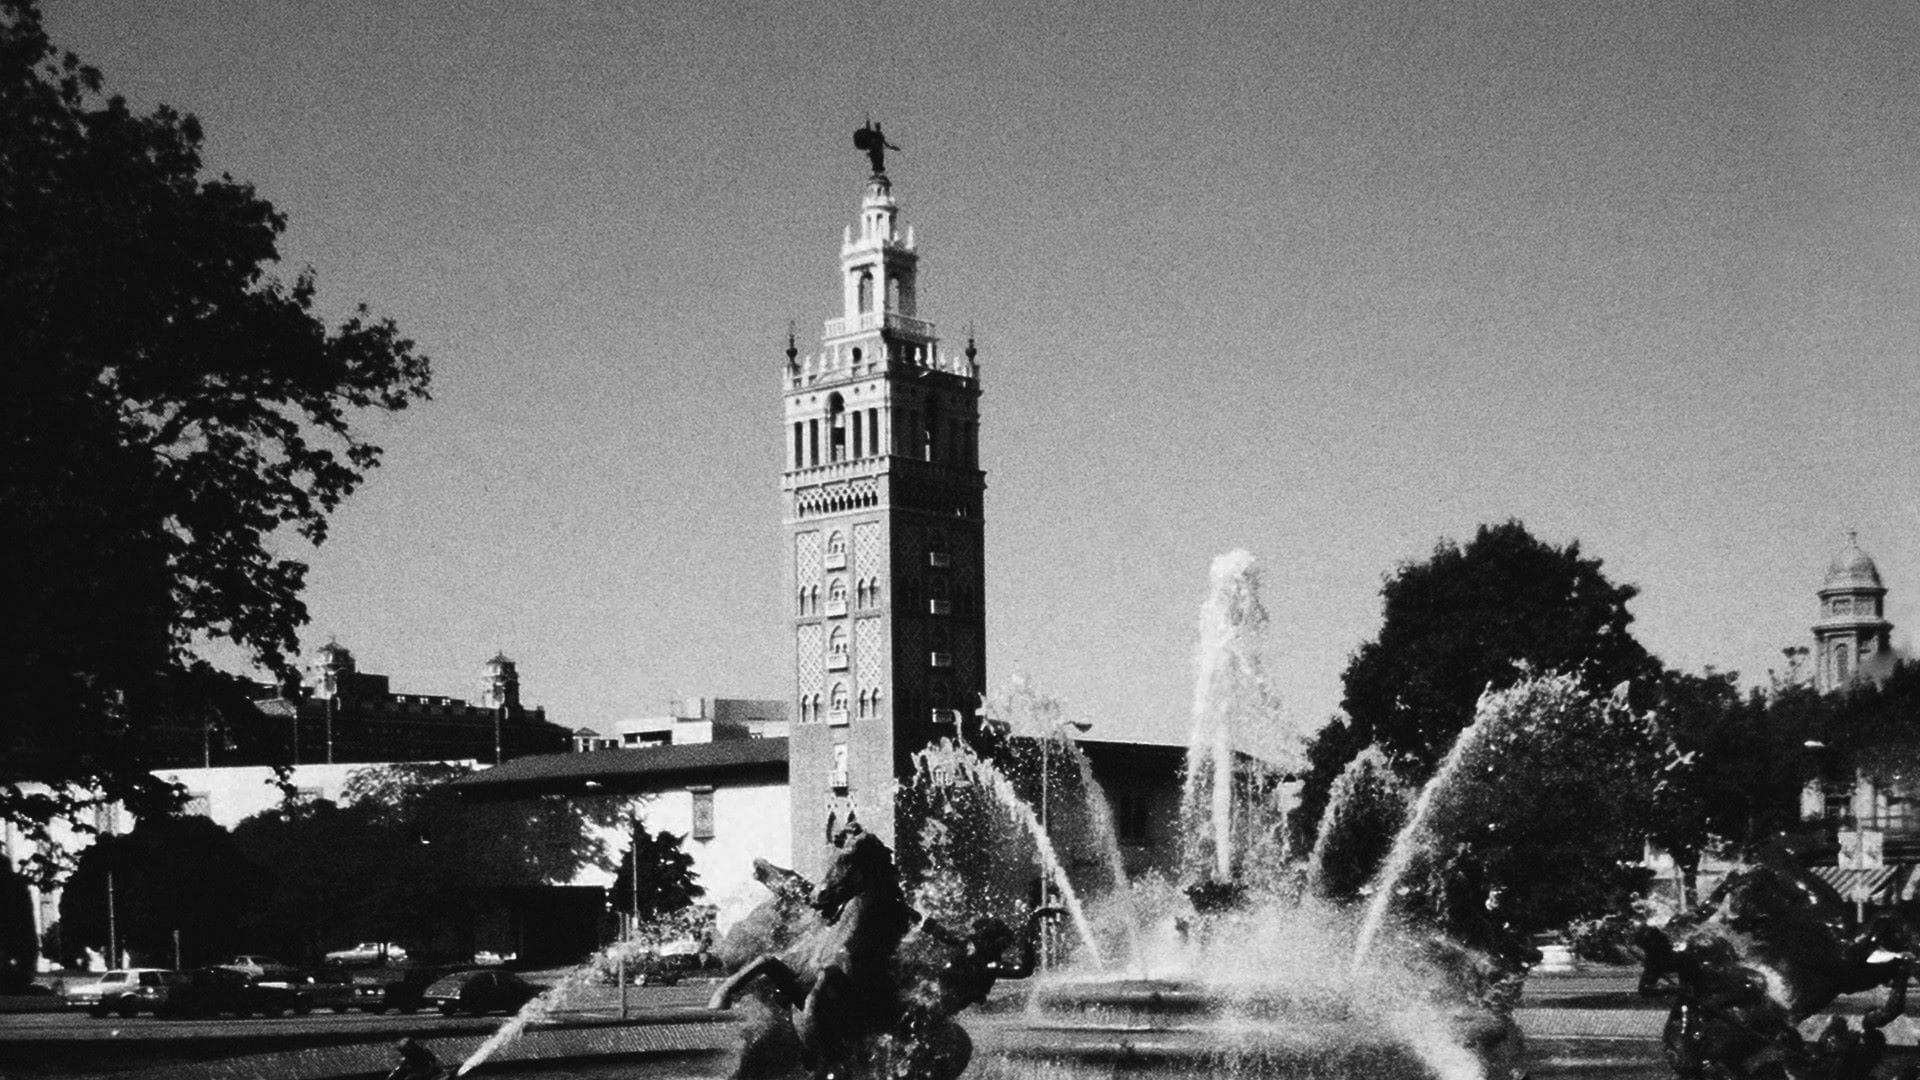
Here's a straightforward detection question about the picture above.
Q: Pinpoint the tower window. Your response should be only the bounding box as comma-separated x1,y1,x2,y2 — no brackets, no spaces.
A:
1836,643,1852,683
857,270,874,314
828,394,848,462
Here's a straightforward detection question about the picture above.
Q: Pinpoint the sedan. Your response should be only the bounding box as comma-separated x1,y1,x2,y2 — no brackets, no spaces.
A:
422,969,544,1017
161,966,311,1019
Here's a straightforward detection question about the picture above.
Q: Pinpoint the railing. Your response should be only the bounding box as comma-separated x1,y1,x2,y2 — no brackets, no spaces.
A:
824,551,848,570
929,652,952,668
830,769,849,791
824,598,848,617
827,654,849,671
928,600,951,616
928,551,951,568
827,709,849,727
823,311,937,340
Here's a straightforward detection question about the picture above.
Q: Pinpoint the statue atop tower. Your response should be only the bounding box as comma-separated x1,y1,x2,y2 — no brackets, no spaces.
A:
853,121,897,177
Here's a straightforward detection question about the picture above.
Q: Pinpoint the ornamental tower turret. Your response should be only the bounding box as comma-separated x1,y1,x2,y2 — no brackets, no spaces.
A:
1814,532,1895,693
783,125,986,876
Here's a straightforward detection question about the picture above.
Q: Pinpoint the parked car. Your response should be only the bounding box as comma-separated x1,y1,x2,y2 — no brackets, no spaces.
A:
323,941,408,964
352,962,471,1014
289,967,359,1013
160,965,311,1019
224,954,281,976
66,968,177,1018
422,969,544,1017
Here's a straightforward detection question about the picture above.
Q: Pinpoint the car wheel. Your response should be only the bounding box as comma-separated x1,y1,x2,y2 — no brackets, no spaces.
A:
116,1000,139,1019
438,1002,459,1017
87,1006,108,1019
331,1005,349,1014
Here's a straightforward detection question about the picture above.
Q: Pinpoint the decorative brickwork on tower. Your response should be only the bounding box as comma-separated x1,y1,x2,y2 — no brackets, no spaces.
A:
782,136,986,876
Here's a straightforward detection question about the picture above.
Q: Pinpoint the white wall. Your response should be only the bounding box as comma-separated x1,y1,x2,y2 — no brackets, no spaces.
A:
575,782,792,934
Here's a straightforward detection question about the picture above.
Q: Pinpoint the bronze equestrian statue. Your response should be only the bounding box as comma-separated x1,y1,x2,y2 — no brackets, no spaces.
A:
1636,847,1913,1079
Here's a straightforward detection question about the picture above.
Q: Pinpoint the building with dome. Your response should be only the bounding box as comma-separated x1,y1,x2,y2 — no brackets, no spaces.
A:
1813,532,1897,693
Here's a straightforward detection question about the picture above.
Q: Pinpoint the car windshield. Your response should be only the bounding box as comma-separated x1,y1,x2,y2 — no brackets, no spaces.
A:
100,973,127,984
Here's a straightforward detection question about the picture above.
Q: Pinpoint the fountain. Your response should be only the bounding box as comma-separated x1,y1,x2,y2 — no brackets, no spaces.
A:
941,550,1529,1080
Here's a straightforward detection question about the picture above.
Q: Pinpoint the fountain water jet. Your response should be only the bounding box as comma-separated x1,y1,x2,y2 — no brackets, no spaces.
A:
917,739,1104,965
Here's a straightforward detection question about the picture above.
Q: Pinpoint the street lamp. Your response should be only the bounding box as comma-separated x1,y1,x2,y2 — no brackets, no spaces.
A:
1037,719,1092,972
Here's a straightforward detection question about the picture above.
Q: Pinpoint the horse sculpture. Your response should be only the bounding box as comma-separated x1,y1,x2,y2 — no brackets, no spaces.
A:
711,826,917,1080
1636,847,1913,1079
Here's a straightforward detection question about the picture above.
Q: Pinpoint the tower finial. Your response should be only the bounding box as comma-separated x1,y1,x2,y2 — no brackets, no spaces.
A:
786,321,798,363
853,121,898,177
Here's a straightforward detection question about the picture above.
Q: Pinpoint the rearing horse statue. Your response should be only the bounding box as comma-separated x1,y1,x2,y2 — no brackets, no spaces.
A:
710,826,917,1079
1637,847,1913,1079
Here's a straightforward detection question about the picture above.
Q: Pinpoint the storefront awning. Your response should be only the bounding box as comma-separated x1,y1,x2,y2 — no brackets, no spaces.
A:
1811,865,1906,904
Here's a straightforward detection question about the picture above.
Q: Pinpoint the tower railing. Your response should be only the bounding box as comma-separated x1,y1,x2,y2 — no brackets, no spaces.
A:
823,311,936,340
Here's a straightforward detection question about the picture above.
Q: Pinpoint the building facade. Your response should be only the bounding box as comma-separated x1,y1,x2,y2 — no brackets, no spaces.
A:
783,139,987,875
241,644,572,767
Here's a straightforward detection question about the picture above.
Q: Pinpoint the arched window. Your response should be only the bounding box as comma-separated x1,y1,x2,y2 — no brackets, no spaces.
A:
808,584,820,615
830,682,848,714
886,277,901,312
828,578,847,608
827,394,848,462
922,397,939,461
825,811,838,844
797,588,809,615
857,270,874,314
829,626,848,657
1836,643,1852,683
855,579,869,609
827,531,847,557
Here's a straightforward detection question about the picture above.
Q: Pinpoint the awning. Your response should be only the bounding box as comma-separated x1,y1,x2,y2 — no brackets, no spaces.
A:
1811,865,1905,904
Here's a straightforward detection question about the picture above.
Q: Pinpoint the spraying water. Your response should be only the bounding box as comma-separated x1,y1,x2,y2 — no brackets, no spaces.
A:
457,939,653,1075
1180,550,1298,885
1348,687,1507,973
1059,733,1145,973
918,740,1105,965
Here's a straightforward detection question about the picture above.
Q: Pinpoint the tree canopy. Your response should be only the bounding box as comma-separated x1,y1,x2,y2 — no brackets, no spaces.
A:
0,0,430,854
1339,520,1655,774
609,826,704,926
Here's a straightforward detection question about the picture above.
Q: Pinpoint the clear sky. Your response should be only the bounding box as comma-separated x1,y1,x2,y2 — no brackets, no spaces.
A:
47,0,1920,746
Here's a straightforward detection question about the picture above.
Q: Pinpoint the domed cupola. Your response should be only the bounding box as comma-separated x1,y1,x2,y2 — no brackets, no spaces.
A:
1813,531,1894,692
1825,533,1885,590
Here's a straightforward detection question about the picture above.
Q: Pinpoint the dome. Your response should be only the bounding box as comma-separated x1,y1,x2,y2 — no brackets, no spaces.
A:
1824,533,1884,590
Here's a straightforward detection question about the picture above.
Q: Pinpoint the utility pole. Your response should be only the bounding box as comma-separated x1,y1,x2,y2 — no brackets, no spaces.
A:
106,869,118,969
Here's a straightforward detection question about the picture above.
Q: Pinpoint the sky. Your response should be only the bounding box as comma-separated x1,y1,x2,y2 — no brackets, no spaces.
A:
45,0,1920,747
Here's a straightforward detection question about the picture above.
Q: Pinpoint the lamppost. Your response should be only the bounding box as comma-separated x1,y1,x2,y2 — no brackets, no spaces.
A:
1037,719,1092,971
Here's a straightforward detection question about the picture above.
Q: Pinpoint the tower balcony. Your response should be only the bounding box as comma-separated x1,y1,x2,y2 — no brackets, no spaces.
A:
824,310,936,341
827,653,849,671
783,457,887,489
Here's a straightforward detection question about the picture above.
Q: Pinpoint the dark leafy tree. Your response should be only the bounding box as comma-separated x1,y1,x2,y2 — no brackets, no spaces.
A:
1298,521,1655,848
1397,673,1672,937
231,764,624,961
1645,668,1813,904
1305,746,1409,904
58,815,261,967
0,863,36,991
0,0,431,862
609,827,704,926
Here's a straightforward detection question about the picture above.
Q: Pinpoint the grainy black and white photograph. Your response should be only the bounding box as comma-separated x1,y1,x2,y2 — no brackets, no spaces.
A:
5,1,1919,1077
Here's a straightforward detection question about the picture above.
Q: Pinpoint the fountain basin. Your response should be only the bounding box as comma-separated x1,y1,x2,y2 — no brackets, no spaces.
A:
976,977,1527,1080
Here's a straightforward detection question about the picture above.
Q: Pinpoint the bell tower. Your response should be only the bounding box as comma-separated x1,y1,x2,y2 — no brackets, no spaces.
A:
783,125,986,876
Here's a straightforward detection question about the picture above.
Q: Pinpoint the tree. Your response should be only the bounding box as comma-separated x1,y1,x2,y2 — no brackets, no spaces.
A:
1297,521,1654,850
1398,673,1673,936
1305,746,1409,904
231,764,626,961
58,815,261,967
0,0,431,856
1644,668,1812,903
0,863,36,991
609,827,704,928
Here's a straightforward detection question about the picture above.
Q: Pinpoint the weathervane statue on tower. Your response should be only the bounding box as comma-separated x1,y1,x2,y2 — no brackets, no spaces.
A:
854,120,898,176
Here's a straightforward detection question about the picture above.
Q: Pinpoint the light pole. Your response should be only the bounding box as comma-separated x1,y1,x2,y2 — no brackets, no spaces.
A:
1037,719,1092,971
